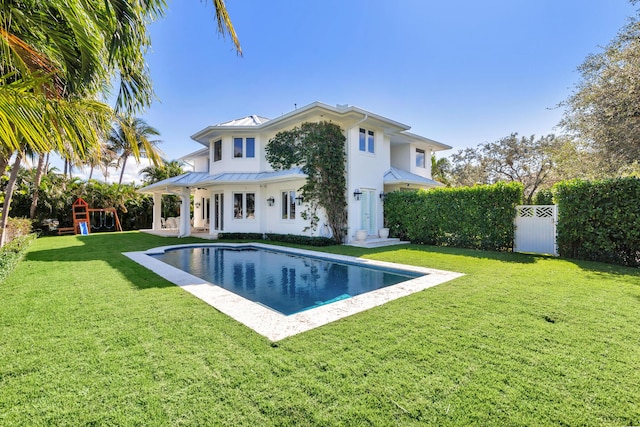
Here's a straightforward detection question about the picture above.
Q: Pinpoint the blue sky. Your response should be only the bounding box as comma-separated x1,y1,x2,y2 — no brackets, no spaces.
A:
92,0,638,182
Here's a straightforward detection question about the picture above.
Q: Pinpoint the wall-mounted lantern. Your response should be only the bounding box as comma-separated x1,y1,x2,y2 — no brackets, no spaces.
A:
379,192,386,200
353,189,362,201
267,197,275,207
295,195,304,206
194,202,201,208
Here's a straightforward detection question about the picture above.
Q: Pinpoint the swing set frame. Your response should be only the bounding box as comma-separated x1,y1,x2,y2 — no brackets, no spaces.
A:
59,198,123,235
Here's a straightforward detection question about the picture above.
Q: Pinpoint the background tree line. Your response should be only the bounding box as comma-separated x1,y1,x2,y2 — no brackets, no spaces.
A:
0,160,186,233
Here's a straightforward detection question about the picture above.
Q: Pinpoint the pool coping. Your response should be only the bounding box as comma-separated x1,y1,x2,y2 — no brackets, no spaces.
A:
124,243,465,342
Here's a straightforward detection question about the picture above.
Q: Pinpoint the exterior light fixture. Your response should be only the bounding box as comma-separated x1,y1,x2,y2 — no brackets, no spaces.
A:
379,192,386,200
353,189,362,201
295,195,304,206
267,197,275,207
194,202,201,208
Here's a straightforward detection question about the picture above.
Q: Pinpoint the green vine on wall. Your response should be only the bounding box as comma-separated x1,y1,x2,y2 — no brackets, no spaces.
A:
266,121,347,243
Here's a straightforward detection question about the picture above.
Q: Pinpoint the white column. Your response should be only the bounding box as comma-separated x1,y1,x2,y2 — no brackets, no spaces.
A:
179,188,191,237
152,193,162,231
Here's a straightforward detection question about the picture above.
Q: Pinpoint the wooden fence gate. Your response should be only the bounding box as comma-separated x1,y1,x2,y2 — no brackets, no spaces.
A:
514,205,558,256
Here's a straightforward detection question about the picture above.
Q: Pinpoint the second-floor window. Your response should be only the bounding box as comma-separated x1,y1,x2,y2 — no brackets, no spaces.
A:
281,191,296,220
234,137,256,158
416,148,426,168
214,140,222,162
359,128,375,153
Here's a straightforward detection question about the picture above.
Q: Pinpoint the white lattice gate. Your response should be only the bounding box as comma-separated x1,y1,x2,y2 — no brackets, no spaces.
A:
514,205,558,255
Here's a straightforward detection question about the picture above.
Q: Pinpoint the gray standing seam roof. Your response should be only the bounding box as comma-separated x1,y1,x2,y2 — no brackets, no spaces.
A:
138,168,306,193
383,167,444,187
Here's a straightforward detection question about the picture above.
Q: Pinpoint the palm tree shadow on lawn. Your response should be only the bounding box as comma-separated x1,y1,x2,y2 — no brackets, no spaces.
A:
25,232,206,290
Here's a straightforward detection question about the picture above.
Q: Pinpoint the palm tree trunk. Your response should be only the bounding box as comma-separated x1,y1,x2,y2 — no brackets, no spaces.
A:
29,153,46,219
88,165,94,180
118,155,128,185
0,150,24,247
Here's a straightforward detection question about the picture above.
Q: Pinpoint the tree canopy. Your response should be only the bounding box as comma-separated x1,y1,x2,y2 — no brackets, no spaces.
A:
449,133,561,204
562,4,640,172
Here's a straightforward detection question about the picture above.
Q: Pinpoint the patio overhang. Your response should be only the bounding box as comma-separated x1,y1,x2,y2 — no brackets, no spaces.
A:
383,167,445,188
138,168,307,195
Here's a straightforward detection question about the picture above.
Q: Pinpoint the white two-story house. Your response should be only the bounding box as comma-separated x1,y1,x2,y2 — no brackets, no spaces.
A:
139,102,450,244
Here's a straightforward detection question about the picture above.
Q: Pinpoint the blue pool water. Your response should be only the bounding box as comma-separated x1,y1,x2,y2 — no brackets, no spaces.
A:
151,246,423,315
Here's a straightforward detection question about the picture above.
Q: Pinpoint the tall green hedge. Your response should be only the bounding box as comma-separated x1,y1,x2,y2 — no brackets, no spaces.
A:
554,177,640,267
384,182,523,251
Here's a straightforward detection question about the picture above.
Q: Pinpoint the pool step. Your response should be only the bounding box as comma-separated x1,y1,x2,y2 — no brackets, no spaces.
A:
347,237,410,248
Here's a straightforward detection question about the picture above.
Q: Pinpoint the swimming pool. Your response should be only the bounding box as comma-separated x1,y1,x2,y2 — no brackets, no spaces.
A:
150,246,422,315
125,243,464,341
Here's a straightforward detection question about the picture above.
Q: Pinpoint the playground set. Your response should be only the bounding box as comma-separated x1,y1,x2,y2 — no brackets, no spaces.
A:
57,197,122,235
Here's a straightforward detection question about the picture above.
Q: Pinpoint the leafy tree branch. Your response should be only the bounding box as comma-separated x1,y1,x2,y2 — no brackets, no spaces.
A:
266,121,347,243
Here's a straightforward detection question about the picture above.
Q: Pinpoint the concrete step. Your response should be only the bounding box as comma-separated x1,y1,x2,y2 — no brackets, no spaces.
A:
347,237,410,248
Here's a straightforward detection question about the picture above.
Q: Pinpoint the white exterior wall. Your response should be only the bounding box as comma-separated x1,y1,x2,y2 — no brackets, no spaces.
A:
193,180,315,236
208,135,263,174
390,144,411,171
346,125,388,242
409,144,433,179
193,156,209,173
221,184,262,233
263,179,312,235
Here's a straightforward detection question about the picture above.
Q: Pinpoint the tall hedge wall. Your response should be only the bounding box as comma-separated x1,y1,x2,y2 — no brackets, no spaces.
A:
384,182,523,251
554,177,640,267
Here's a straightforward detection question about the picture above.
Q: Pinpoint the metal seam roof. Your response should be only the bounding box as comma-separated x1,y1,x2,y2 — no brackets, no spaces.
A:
383,167,444,187
138,168,306,193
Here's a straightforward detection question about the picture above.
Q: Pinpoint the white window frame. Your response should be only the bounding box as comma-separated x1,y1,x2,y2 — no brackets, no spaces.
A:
232,192,256,220
213,140,222,162
359,128,375,154
233,137,256,159
416,148,426,168
281,190,296,221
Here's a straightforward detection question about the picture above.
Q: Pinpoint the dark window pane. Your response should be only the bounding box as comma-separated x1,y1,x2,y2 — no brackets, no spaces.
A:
246,193,255,219
290,191,296,219
282,192,288,219
246,138,255,158
368,130,375,153
214,140,222,161
234,138,243,158
359,128,366,151
233,193,243,218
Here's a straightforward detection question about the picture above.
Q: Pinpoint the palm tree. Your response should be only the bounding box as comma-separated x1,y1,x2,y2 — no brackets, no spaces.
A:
140,159,185,184
108,116,163,185
431,155,452,187
0,0,241,245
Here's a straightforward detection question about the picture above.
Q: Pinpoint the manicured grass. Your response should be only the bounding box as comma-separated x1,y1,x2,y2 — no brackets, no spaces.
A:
1,232,639,426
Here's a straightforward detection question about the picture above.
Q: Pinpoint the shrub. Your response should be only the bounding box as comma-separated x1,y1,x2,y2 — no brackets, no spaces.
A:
533,189,554,205
265,233,335,247
553,177,640,267
384,182,523,251
0,233,37,283
217,233,265,241
1,217,33,245
217,232,335,247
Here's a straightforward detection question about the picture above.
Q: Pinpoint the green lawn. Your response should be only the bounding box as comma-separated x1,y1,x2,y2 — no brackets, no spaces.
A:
1,232,639,426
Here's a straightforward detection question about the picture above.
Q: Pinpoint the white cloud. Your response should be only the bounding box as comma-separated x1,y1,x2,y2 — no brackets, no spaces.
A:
56,157,153,185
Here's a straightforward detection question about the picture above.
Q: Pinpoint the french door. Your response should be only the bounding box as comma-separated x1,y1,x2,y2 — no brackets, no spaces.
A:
213,193,224,231
359,189,376,235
